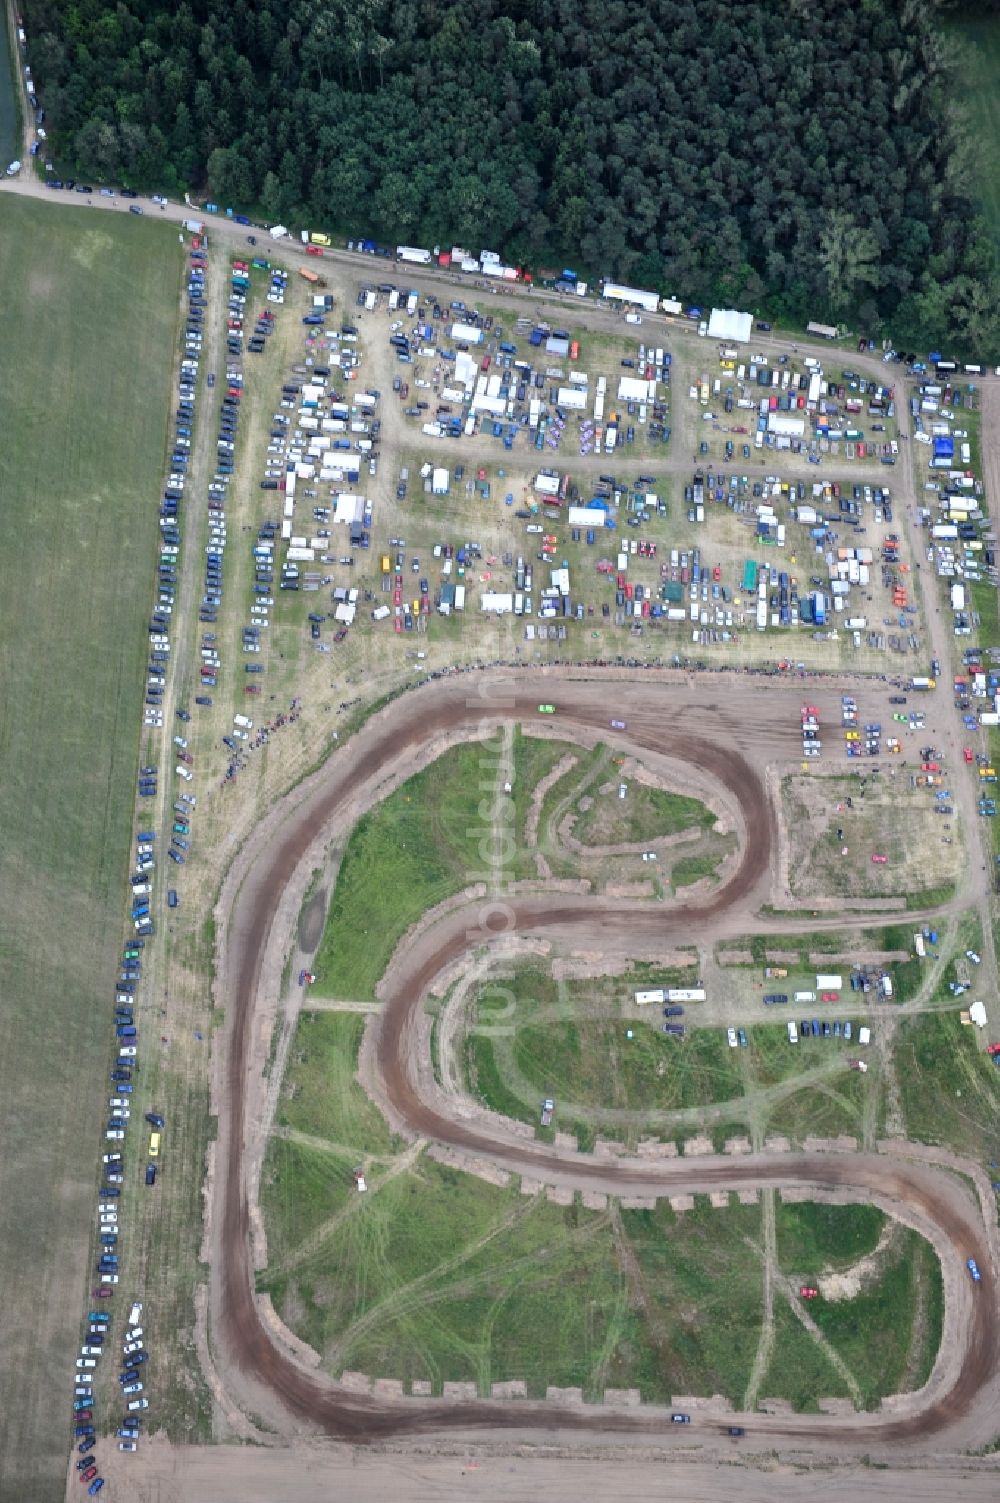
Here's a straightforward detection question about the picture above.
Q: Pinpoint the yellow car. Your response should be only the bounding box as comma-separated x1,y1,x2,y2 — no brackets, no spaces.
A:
310,231,331,246
844,730,860,741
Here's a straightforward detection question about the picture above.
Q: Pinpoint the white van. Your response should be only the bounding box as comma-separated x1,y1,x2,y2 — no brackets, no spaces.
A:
786,1021,799,1044
233,714,253,730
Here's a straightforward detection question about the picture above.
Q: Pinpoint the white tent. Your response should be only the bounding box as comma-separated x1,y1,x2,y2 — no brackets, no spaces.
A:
707,307,753,344
556,386,587,410
617,376,655,402
603,283,660,313
569,505,604,528
534,473,560,495
334,493,365,525
455,351,478,389
481,591,514,613
768,412,805,438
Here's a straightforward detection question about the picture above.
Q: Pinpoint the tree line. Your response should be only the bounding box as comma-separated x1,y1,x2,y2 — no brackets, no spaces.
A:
23,0,1000,353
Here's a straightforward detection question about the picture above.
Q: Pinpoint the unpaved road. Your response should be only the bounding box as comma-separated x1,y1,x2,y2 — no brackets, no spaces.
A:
206,668,1000,1462
102,1440,1000,1503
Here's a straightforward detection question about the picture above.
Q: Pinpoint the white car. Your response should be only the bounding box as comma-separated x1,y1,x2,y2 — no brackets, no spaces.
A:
127,1398,150,1411
98,1273,120,1285
176,765,193,782
106,1128,126,1141
76,1358,97,1370
120,1441,138,1453
641,851,657,862
966,950,982,965
118,1046,138,1059
123,1339,144,1355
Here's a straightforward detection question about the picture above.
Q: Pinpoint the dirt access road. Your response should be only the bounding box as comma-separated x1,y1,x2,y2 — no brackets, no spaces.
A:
205,667,1000,1465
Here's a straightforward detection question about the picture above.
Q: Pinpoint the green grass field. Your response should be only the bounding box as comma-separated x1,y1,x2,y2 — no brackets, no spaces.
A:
0,195,182,1496
759,1299,849,1411
510,728,577,876
946,14,1000,252
276,1011,398,1156
775,1202,941,1409
313,735,507,998
260,1159,768,1404
261,1140,938,1410
570,779,715,847
775,1201,884,1272
895,1009,1000,1165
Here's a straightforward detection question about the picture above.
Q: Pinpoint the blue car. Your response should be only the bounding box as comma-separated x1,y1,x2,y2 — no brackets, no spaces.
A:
967,1257,982,1282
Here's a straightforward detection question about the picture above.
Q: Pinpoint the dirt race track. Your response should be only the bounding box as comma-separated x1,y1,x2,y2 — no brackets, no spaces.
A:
194,665,1000,1478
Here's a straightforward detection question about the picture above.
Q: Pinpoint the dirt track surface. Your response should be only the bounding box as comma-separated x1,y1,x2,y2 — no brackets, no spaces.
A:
207,668,1000,1460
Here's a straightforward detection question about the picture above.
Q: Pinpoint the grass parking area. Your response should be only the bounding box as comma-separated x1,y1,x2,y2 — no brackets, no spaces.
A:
0,196,182,1495
465,965,877,1146
469,1009,746,1132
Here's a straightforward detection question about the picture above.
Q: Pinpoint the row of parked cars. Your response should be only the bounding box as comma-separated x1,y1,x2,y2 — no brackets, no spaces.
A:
72,890,163,1482
70,230,213,1488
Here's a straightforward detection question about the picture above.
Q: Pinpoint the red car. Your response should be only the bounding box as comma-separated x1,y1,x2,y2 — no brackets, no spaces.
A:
334,628,348,642
871,853,888,865
91,1286,113,1298
923,762,941,772
800,1286,819,1300
820,991,839,1002
964,747,975,764
306,244,324,256
987,1043,1000,1057
81,1468,98,1483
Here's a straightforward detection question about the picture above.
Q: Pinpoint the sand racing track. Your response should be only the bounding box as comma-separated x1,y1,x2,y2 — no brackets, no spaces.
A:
210,668,1000,1459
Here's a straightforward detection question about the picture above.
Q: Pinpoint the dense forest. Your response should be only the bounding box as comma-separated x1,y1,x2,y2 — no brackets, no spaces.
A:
22,0,1000,351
